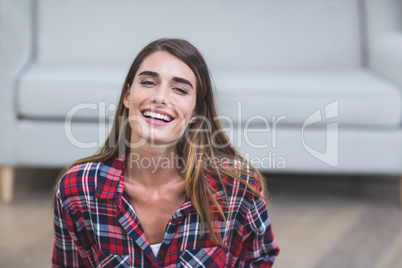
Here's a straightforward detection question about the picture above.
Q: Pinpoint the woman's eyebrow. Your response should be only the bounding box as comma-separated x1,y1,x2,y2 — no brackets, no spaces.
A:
138,71,158,77
173,77,193,89
138,71,193,89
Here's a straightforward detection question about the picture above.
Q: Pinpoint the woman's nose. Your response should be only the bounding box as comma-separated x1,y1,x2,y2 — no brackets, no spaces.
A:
152,86,169,105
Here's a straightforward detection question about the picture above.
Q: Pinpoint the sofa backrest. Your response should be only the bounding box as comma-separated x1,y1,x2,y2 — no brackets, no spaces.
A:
36,0,363,70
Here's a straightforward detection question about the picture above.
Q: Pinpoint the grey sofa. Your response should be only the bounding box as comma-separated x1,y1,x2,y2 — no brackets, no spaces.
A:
1,0,401,204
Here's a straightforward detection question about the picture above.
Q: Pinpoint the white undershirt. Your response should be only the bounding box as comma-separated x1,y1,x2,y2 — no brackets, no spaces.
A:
150,243,162,256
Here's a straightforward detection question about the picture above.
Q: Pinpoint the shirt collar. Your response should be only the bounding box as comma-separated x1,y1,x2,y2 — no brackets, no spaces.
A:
95,153,125,200
94,153,195,217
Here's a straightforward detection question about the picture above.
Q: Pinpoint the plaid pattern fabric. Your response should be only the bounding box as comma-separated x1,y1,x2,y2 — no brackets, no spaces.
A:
52,154,279,267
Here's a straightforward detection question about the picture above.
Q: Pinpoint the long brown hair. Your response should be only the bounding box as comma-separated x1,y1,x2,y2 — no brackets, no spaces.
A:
56,38,267,245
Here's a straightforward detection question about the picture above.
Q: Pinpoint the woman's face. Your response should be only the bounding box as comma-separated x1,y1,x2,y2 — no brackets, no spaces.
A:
123,51,197,148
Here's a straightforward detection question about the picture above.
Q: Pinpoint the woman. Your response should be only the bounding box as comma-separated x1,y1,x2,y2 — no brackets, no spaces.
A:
52,38,279,267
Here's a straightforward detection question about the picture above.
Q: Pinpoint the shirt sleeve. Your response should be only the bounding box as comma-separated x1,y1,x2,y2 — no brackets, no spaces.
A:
235,192,280,267
52,189,92,267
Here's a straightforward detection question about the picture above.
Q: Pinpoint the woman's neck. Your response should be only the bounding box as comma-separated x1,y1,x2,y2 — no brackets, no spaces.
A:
125,144,184,187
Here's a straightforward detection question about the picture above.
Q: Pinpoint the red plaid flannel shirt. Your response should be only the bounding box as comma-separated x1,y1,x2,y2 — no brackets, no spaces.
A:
52,154,279,267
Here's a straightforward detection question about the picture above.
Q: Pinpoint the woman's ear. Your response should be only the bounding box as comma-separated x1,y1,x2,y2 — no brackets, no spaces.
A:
123,84,131,108
189,109,197,123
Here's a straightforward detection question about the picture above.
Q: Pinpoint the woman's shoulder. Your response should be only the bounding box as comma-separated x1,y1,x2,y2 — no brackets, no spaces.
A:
56,161,103,199
205,157,263,203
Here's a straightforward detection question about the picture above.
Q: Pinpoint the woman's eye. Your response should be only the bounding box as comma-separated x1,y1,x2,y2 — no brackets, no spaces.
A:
140,80,155,86
174,87,188,94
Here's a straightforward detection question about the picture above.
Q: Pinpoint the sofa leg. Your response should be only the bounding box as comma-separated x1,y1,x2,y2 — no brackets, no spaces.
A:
0,166,14,205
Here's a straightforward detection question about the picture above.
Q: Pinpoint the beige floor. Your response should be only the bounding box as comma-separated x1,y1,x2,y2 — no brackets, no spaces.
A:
0,168,401,268
267,174,402,268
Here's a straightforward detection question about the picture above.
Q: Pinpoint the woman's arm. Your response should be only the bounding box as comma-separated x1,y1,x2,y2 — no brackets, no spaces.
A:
235,192,280,267
52,189,92,268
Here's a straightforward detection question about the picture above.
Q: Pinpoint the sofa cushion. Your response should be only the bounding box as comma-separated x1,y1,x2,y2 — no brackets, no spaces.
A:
213,69,402,127
17,65,126,120
17,65,402,127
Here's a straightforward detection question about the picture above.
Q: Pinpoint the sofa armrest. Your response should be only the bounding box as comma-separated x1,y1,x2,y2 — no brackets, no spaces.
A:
370,33,402,87
0,0,32,165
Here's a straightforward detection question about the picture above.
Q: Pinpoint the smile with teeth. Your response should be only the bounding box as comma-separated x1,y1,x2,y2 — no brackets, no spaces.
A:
142,111,173,122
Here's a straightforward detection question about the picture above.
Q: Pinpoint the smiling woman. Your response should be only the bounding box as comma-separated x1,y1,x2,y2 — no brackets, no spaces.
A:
124,51,197,147
52,38,279,267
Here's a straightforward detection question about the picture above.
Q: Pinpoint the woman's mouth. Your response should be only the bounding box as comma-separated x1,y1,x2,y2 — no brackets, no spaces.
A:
142,110,173,123
141,109,175,126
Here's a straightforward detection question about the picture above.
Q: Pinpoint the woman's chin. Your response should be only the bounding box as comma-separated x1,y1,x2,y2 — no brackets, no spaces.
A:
144,136,180,149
